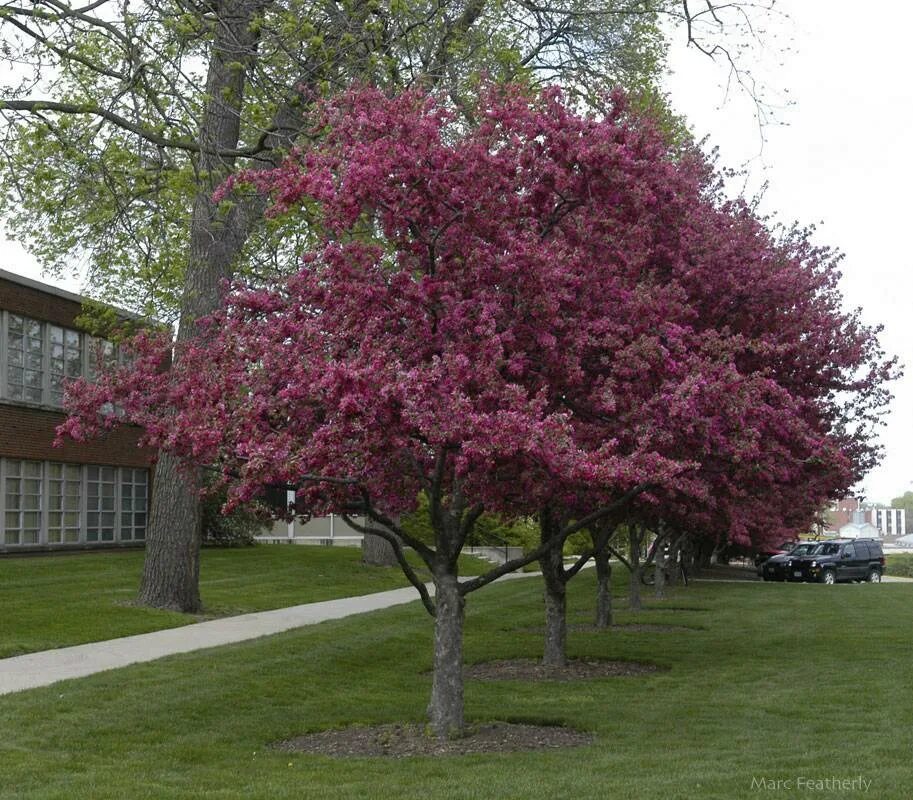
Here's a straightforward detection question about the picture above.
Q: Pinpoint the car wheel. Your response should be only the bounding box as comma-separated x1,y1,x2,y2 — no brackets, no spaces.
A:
822,570,836,585
867,569,882,583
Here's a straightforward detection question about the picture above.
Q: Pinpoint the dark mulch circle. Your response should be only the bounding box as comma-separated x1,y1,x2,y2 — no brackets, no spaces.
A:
625,605,712,612
515,622,698,634
273,722,594,758
572,623,698,633
464,658,661,682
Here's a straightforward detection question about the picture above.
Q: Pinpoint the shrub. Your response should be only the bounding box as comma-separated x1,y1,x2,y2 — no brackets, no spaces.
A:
202,492,271,547
886,554,913,578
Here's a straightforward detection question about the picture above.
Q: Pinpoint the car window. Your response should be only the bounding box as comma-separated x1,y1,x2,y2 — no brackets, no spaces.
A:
843,544,856,558
819,543,839,556
855,542,870,559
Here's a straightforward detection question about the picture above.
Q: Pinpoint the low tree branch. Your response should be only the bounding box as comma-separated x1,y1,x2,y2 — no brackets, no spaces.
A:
341,512,437,617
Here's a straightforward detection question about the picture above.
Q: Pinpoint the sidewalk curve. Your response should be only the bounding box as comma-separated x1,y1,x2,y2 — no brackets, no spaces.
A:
0,572,537,697
0,584,425,696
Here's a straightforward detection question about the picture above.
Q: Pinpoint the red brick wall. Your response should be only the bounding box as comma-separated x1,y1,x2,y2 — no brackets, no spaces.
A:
0,403,154,468
0,276,85,329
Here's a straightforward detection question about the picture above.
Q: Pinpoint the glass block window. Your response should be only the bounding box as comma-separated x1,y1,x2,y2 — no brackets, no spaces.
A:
49,326,83,407
119,468,148,541
86,465,117,542
47,463,82,543
4,460,42,545
7,314,45,403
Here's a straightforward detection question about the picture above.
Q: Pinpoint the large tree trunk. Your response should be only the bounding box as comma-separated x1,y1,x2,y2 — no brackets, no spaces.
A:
138,453,202,611
139,0,265,612
594,549,613,628
362,533,398,566
427,571,465,739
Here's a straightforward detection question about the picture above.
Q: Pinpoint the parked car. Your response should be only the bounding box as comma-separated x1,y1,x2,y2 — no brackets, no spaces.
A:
760,542,822,581
754,539,799,568
786,538,885,584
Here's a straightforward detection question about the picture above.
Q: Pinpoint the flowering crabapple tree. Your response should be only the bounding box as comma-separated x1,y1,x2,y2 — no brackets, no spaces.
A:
60,86,702,738
519,129,896,646
58,85,896,737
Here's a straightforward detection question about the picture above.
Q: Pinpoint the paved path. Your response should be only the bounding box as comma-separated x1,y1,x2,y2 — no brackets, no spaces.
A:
0,585,430,696
0,572,539,697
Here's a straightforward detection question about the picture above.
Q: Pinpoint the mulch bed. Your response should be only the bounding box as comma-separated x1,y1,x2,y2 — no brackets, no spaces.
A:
464,658,661,682
516,622,697,634
273,722,594,758
623,605,712,612
571,623,698,633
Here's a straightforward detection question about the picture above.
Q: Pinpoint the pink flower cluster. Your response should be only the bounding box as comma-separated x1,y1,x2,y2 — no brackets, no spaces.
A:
59,86,897,550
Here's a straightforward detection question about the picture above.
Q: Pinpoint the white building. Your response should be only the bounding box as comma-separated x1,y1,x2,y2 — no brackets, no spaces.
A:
869,506,906,538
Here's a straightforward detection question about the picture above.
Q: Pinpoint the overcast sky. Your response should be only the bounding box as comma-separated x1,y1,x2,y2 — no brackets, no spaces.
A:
1,1,910,504
663,1,912,504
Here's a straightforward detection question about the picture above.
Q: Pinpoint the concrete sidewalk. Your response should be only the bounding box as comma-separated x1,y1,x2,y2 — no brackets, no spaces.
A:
0,571,539,697
0,584,428,696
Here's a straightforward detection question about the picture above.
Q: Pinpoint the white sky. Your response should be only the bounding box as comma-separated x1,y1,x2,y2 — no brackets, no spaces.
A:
1,0,910,504
663,0,912,504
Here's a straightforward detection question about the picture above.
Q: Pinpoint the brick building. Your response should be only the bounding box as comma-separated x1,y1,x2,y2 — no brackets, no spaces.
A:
0,269,154,552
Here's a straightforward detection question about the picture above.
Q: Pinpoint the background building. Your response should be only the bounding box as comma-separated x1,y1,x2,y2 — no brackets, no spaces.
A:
826,496,907,539
0,269,154,552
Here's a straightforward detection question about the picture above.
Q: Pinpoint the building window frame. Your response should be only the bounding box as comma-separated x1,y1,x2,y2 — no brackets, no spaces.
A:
0,458,148,548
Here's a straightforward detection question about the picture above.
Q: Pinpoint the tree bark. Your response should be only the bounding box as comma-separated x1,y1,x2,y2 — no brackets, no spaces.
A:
666,538,682,586
362,532,398,566
137,453,202,611
594,549,613,628
542,575,567,667
628,527,643,612
654,537,667,600
539,510,568,666
138,0,266,612
629,566,642,611
427,571,465,739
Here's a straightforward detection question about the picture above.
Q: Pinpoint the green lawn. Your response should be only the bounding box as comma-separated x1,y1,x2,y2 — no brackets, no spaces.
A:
1,571,909,799
0,546,489,658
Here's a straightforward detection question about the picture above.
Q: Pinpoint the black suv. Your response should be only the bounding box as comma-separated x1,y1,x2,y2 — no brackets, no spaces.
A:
786,538,885,584
760,542,822,581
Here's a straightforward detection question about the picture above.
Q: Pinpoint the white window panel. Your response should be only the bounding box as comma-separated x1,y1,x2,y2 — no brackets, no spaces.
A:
4,459,43,545
86,465,117,542
119,468,149,541
47,462,82,543
48,326,83,407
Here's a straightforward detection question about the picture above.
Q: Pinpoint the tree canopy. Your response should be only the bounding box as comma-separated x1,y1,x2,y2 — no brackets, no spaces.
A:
59,85,896,737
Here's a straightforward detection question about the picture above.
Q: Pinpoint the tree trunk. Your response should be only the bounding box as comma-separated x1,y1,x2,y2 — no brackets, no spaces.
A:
594,549,613,628
427,571,465,739
137,453,202,611
362,532,398,566
654,538,667,600
139,0,265,612
542,577,567,667
628,527,642,612
666,539,682,587
629,566,642,611
539,510,568,666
